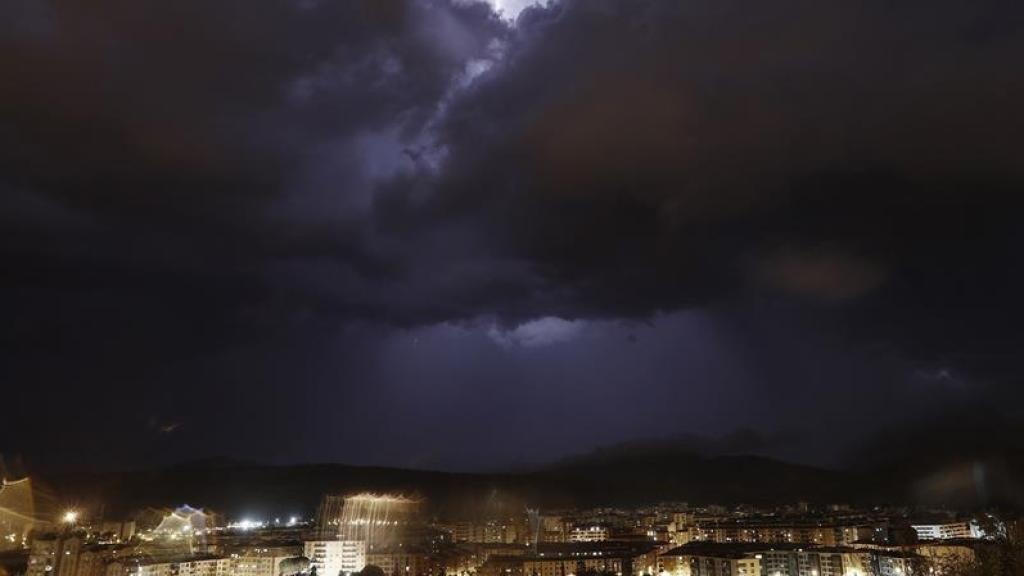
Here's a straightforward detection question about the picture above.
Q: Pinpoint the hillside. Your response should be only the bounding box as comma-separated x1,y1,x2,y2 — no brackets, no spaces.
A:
31,448,858,519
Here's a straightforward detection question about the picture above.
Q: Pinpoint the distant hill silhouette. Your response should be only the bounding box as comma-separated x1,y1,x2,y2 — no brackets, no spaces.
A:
33,447,856,519
29,424,1023,519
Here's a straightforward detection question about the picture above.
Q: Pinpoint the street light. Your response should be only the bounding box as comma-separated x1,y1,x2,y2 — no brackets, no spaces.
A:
62,510,79,524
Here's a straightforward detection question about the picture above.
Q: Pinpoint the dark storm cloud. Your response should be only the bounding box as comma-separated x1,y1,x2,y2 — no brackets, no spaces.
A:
0,0,507,464
394,0,1024,361
1,0,505,337
2,0,1023,468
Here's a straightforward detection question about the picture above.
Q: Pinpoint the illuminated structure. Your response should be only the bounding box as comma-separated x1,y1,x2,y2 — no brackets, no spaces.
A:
338,494,421,550
141,505,211,555
305,540,347,576
97,520,136,543
659,543,764,576
26,536,61,576
691,522,874,547
232,546,307,576
480,542,659,576
310,493,422,575
527,509,541,547
0,477,35,550
910,521,979,540
338,540,367,574
316,496,346,540
538,516,567,543
795,548,873,576
659,543,875,576
153,506,208,535
121,555,232,576
568,526,609,542
452,519,526,544
871,550,919,576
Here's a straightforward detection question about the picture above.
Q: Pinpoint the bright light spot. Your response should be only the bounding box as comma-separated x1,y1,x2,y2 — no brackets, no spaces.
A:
62,510,78,524
462,0,543,21
490,0,543,20
488,317,586,348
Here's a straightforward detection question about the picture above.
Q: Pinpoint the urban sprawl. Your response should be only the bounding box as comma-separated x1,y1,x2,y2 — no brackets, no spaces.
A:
2,480,1021,576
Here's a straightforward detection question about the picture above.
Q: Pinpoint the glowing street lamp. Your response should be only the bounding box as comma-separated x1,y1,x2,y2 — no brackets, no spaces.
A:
62,510,79,524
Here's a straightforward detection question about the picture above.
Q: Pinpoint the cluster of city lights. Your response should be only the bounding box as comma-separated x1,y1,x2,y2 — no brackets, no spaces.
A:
227,516,302,531
228,519,267,531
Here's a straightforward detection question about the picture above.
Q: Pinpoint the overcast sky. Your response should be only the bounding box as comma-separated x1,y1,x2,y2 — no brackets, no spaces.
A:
2,0,1023,472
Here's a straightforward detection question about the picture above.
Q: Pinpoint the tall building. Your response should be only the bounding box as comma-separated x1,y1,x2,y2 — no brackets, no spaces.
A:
305,540,364,576
494,542,659,576
231,545,304,576
27,535,130,576
795,549,872,576
452,520,525,545
27,536,61,576
0,478,35,551
57,537,83,576
123,556,232,576
305,541,342,576
567,527,608,543
660,544,783,576
871,551,920,576
693,522,874,547
681,553,759,576
538,517,567,544
910,522,974,541
339,541,366,574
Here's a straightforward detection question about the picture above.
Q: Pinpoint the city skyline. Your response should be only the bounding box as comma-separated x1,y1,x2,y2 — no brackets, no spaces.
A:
3,478,1019,576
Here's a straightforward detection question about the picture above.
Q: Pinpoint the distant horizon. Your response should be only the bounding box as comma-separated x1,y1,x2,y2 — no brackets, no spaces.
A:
0,427,892,476
9,399,1016,477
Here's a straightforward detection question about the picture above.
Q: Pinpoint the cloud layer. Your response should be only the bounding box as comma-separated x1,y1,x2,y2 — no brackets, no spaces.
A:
2,0,1023,469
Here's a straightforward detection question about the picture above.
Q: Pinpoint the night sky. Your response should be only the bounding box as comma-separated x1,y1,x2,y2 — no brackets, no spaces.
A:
2,0,1023,473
